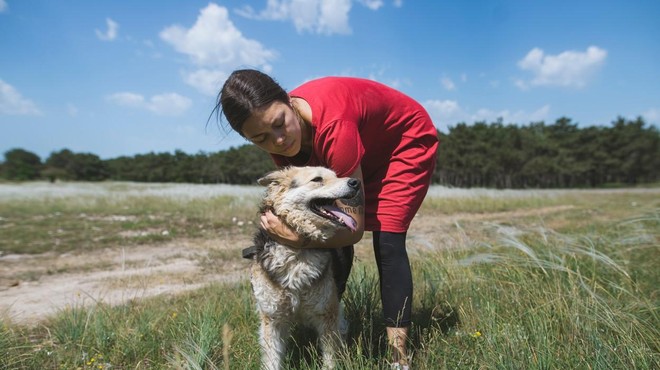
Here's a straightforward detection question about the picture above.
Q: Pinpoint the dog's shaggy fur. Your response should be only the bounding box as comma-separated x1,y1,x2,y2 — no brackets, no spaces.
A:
247,166,360,370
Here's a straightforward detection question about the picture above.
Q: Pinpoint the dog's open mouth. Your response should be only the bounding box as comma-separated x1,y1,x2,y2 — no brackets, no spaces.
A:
310,199,357,232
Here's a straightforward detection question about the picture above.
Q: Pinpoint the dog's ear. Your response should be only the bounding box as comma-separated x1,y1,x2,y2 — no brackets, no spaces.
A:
257,171,281,186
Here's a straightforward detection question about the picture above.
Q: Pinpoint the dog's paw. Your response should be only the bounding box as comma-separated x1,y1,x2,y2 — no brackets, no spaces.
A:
390,363,410,370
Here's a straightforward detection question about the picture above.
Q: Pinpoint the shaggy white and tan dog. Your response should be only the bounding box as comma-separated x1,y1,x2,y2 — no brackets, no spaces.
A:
244,166,361,370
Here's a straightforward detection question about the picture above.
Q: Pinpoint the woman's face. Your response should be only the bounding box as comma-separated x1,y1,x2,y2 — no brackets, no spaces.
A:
241,101,302,157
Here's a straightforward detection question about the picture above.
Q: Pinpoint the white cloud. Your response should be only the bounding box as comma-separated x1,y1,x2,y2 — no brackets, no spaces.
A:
471,105,550,123
107,92,145,107
441,77,455,91
0,0,8,13
184,69,228,96
161,3,276,95
358,66,411,90
513,78,528,90
358,0,384,10
148,93,193,116
235,0,289,21
381,77,411,90
393,0,403,7
161,4,275,68
95,18,119,41
643,108,659,124
424,99,550,131
107,92,192,116
237,0,392,35
425,100,460,116
316,0,352,35
423,99,460,131
517,46,607,88
0,79,41,116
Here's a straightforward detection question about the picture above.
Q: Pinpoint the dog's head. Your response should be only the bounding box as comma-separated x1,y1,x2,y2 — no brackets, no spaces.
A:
257,166,361,242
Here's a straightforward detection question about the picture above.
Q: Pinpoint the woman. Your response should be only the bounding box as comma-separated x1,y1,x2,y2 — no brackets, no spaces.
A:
216,69,438,369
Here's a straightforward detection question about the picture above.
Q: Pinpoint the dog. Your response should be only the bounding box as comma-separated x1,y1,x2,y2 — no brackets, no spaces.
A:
243,166,361,370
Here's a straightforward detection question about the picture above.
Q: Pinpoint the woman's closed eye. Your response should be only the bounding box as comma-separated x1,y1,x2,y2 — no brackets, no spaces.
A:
252,134,267,144
273,112,286,128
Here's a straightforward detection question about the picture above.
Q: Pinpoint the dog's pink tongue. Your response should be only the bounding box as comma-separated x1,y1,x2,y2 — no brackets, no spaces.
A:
322,205,357,231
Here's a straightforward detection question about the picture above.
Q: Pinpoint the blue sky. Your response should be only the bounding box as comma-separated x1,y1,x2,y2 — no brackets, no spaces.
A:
1,0,659,160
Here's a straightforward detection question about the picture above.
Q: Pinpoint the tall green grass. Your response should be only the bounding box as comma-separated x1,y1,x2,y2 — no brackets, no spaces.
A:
425,212,659,369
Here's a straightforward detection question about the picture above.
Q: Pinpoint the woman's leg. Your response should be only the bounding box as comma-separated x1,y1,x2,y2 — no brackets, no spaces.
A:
331,245,354,339
373,231,412,365
331,245,354,299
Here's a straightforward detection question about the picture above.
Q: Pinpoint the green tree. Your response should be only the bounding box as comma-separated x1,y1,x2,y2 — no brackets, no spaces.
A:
45,149,109,181
43,149,75,181
603,117,660,185
216,144,276,184
2,148,42,180
69,152,109,181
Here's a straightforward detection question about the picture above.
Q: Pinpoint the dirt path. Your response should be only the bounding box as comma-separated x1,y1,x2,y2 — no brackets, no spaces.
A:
1,205,575,325
0,238,251,325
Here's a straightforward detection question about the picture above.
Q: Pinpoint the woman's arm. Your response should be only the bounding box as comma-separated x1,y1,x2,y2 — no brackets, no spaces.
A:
259,166,365,248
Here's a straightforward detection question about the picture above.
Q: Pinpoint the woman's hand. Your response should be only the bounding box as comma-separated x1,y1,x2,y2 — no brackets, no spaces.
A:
260,210,308,248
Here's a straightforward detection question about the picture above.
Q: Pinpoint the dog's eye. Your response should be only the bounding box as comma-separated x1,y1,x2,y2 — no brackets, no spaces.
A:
310,176,323,183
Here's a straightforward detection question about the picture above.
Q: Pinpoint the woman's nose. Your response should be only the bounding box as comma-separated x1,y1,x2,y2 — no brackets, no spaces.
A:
274,130,286,145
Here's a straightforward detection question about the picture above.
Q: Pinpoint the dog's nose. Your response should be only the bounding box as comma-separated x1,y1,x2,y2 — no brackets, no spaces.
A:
348,178,360,189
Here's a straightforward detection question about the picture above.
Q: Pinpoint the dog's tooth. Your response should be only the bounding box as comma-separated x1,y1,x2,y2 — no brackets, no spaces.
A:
320,205,357,231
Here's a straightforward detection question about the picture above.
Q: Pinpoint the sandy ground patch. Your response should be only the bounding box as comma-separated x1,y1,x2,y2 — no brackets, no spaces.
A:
0,237,252,325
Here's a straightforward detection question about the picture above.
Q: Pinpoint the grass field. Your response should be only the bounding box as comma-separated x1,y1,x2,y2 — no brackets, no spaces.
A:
1,182,658,369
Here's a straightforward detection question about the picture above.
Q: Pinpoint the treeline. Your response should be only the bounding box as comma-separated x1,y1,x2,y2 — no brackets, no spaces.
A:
433,116,659,188
1,116,658,188
1,145,276,185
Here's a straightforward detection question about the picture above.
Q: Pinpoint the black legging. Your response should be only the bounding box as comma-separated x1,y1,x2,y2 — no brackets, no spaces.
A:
331,245,354,299
373,231,412,327
332,231,412,328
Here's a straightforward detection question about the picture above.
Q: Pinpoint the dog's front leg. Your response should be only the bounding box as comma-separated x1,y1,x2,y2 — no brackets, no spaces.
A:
259,315,288,370
313,315,342,370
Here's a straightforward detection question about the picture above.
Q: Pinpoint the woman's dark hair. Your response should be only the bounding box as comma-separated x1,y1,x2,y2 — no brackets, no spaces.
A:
213,69,290,136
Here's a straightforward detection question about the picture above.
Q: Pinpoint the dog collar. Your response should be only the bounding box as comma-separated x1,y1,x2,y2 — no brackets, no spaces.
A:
242,245,260,259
